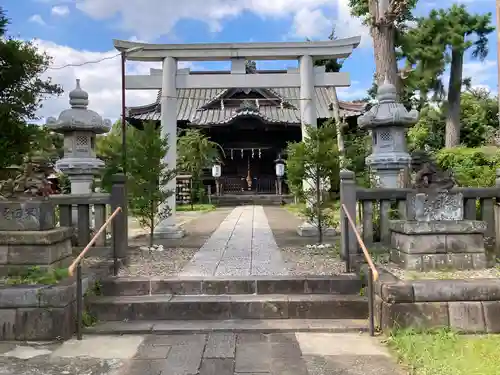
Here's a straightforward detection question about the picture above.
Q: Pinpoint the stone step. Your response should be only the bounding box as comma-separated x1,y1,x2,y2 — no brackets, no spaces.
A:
87,294,368,321
83,318,369,335
213,195,293,207
99,275,362,296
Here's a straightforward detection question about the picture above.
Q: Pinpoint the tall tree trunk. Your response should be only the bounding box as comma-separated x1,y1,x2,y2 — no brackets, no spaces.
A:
328,87,346,168
371,24,399,90
368,0,401,95
445,48,464,148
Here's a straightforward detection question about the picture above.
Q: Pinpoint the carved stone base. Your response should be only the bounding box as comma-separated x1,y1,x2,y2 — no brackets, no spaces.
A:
296,221,337,237
0,227,73,276
389,220,488,271
153,224,185,239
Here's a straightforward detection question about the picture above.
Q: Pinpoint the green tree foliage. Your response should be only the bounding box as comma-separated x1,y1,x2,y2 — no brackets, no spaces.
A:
95,121,125,192
177,128,223,205
245,60,256,74
400,5,493,146
285,142,306,201
127,122,175,246
286,124,340,243
0,7,62,168
26,125,64,163
408,89,499,151
435,147,500,188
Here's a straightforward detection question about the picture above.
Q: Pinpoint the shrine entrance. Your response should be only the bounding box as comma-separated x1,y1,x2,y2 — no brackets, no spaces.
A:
116,37,361,236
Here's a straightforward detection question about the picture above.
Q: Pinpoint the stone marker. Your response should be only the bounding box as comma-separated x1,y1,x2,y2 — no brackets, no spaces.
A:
389,162,488,271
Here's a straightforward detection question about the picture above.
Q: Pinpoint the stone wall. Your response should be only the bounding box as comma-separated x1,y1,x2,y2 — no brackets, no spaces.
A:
0,228,74,276
0,272,103,341
373,268,500,333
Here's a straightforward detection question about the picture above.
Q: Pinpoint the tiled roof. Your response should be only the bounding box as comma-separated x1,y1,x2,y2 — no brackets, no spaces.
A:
127,87,366,126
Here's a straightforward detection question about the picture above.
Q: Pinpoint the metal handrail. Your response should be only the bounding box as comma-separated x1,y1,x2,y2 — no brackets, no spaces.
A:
341,203,378,336
68,206,122,341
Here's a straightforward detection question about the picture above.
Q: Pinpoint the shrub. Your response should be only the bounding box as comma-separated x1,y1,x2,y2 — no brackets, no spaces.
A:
435,147,500,187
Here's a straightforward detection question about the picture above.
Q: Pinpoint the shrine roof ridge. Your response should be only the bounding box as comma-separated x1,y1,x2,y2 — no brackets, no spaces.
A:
113,37,361,61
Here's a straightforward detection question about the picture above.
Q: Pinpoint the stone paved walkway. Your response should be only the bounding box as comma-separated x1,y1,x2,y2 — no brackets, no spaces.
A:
180,205,288,276
0,333,403,375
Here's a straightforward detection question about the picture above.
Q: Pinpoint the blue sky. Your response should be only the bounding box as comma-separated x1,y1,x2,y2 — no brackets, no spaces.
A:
2,0,497,122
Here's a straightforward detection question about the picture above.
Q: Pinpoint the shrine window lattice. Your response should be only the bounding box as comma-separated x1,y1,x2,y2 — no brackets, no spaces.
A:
379,131,392,142
76,136,88,147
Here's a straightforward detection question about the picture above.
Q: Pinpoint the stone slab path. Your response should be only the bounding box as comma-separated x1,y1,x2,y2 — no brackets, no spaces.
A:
180,205,288,276
0,333,403,375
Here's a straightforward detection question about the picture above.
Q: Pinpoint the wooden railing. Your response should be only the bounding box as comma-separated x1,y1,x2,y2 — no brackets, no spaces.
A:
68,206,123,341
341,203,377,336
48,174,128,263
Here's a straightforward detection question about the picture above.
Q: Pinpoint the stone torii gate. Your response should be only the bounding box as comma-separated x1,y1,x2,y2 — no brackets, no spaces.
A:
114,37,361,238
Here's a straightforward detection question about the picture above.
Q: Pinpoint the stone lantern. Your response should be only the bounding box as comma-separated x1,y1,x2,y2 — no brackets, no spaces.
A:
46,79,111,198
357,81,419,188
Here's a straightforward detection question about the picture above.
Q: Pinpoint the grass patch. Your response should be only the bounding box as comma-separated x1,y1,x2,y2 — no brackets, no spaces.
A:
284,201,341,222
284,202,306,216
176,203,215,212
4,266,69,285
387,328,500,375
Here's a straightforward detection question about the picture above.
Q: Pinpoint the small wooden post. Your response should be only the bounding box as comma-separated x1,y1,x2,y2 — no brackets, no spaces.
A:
111,174,128,262
340,170,357,261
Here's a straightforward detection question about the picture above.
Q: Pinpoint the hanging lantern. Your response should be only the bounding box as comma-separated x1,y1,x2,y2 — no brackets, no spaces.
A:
212,161,222,178
275,158,285,177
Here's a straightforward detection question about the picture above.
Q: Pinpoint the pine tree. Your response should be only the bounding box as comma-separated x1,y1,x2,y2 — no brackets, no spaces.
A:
127,122,176,247
401,5,493,147
286,124,340,243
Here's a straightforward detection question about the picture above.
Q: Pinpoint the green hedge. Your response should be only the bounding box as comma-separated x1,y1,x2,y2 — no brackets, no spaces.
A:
435,147,500,187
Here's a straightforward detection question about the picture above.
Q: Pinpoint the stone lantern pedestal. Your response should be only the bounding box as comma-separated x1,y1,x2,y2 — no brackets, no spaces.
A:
46,79,111,224
358,82,418,188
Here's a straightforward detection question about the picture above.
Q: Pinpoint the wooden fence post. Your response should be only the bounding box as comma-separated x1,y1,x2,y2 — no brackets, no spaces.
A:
495,169,500,257
340,170,357,263
111,174,128,259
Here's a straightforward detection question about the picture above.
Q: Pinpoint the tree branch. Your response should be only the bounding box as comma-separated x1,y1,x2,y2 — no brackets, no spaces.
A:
373,0,413,26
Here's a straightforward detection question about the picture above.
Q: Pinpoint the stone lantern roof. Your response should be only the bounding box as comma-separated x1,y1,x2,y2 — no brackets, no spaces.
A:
46,79,112,134
357,81,419,129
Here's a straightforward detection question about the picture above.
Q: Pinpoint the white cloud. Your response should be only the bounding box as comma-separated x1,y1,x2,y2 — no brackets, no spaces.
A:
35,40,165,123
334,0,371,47
29,14,46,26
51,5,70,17
291,8,332,38
73,0,368,43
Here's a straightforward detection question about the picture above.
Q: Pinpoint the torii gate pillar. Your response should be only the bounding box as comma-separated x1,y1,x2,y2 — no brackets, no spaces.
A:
299,55,316,132
155,56,184,238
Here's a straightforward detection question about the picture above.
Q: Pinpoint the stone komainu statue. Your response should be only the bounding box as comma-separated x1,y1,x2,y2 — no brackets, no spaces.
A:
0,155,52,200
413,161,456,191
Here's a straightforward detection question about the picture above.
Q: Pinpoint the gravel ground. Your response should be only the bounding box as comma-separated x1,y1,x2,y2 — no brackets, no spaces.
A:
380,262,500,280
117,247,197,277
280,244,347,275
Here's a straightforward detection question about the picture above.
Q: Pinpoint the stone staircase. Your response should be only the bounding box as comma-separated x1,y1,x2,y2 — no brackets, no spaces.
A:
214,194,294,206
84,275,369,335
